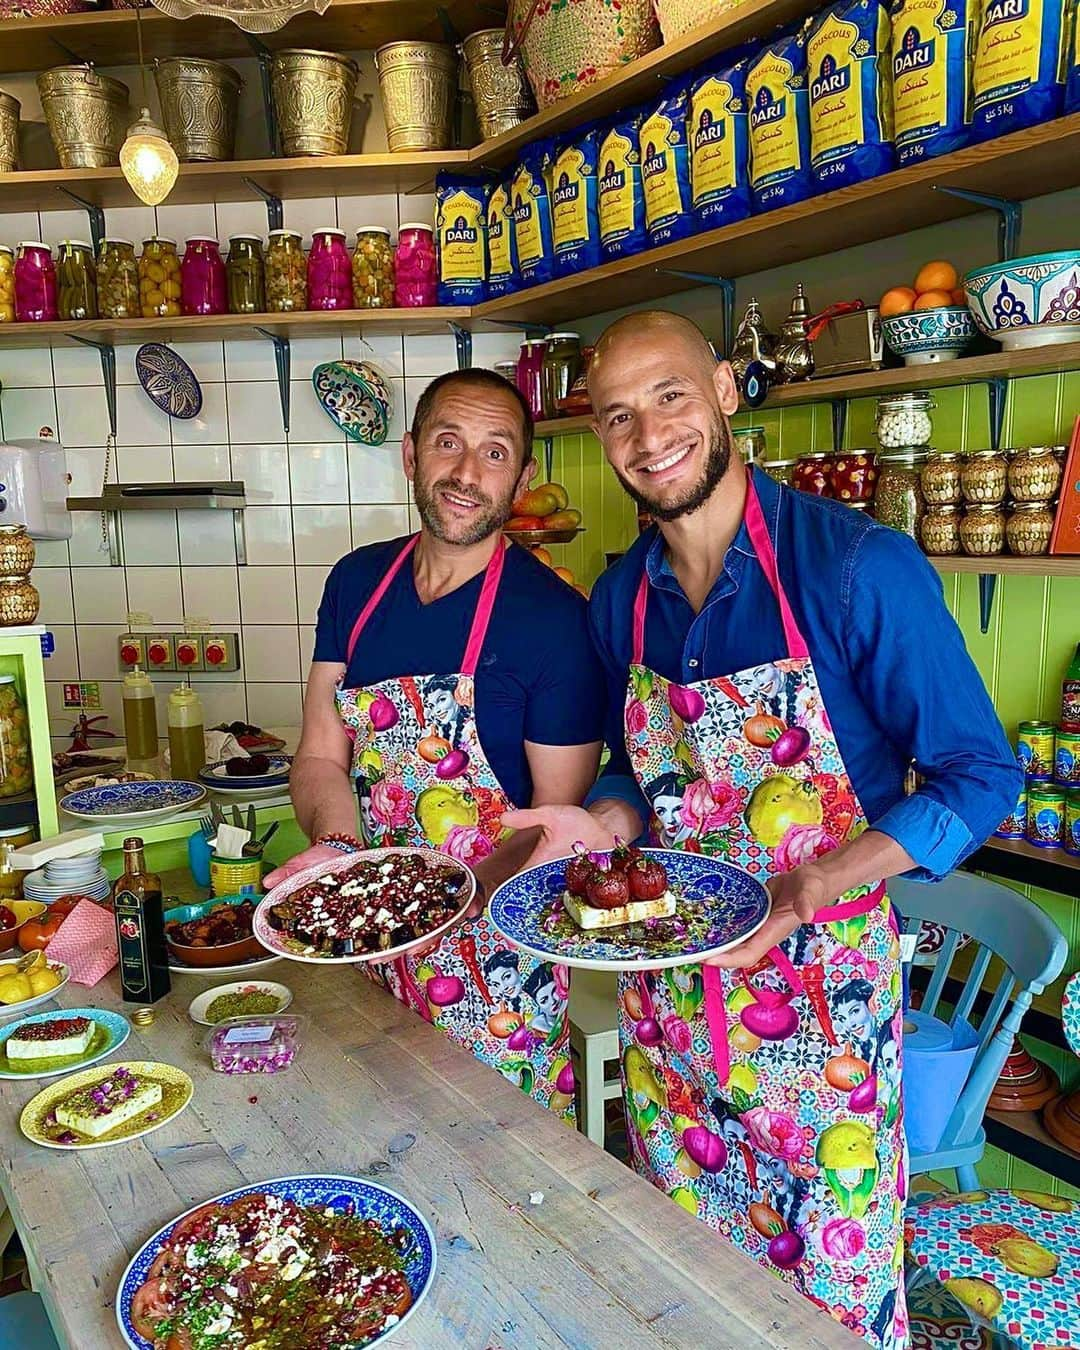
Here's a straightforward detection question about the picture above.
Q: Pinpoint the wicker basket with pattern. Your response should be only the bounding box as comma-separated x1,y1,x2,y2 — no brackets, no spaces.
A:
652,0,737,41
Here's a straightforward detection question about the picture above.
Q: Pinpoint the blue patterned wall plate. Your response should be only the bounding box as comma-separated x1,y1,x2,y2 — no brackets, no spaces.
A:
313,359,392,446
116,1174,437,1350
1064,971,1080,1056
60,779,206,822
0,1006,129,1079
488,848,770,971
135,343,203,419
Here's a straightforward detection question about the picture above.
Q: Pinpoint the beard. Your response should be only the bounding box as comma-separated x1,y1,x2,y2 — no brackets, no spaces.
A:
613,416,731,522
413,473,511,545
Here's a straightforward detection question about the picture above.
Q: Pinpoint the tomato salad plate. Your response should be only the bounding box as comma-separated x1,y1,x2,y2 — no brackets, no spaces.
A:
487,845,770,972
253,847,475,965
0,1006,129,1079
116,1173,437,1350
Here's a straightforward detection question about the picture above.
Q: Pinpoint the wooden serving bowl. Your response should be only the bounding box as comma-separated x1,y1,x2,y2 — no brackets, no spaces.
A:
164,898,262,968
0,900,47,954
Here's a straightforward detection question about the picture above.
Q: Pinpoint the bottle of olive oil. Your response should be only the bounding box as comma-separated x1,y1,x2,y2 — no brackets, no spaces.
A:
112,837,170,1004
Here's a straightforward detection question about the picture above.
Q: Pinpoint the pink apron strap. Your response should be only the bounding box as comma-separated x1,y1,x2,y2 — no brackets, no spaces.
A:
743,474,810,661
631,568,649,666
461,540,507,677
345,535,419,665
702,965,730,1087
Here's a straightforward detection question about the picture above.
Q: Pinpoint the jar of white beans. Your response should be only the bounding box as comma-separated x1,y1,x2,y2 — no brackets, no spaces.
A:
875,391,935,451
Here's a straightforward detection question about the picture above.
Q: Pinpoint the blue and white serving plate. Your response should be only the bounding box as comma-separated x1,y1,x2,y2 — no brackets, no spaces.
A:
59,779,206,823
198,753,292,792
488,849,771,971
134,343,203,419
116,1174,437,1350
1063,971,1080,1057
0,1006,129,1079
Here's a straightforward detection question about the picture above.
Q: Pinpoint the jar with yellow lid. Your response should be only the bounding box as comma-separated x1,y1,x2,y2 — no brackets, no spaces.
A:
920,451,962,506
57,239,97,320
97,238,139,319
265,229,306,313
1006,501,1054,555
920,503,961,555
0,245,13,322
960,502,1005,556
139,236,181,318
961,449,1007,504
1007,445,1064,503
352,227,394,308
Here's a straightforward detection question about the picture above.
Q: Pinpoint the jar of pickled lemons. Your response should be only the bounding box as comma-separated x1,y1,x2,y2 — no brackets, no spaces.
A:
0,245,13,322
138,236,181,318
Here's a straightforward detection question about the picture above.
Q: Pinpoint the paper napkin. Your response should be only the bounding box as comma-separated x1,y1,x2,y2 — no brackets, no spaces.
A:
44,898,118,986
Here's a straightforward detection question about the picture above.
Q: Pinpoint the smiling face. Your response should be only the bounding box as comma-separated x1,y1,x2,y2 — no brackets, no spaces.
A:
534,979,560,1019
488,964,522,1001
588,317,740,522
426,687,458,725
652,793,684,833
834,997,874,1047
405,381,534,546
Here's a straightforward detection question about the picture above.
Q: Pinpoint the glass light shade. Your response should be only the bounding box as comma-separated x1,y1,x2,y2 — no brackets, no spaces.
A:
120,110,179,207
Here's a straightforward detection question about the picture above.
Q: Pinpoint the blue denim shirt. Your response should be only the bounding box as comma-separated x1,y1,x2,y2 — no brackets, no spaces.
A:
587,467,1020,881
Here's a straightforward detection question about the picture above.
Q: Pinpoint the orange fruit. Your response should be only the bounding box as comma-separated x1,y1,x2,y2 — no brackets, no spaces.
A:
532,546,553,566
553,566,575,585
573,584,590,599
950,287,967,306
914,260,958,294
914,289,953,310
879,286,917,317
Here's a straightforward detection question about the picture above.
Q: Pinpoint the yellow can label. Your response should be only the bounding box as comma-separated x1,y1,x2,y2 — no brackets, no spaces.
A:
551,145,590,251
892,0,954,137
974,0,1046,102
691,75,739,201
640,109,683,227
511,164,543,266
808,12,866,155
747,54,803,183
436,187,485,283
487,181,512,280
598,127,638,241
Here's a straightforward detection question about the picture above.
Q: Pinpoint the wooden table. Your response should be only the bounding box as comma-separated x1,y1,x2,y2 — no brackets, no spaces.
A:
0,965,862,1349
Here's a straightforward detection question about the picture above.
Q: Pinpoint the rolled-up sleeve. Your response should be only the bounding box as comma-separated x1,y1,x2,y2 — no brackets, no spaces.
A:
585,575,649,825
844,527,1021,881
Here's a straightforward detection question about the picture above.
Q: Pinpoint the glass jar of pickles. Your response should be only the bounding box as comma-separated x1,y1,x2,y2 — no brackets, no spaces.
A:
97,238,139,319
764,457,797,486
874,450,927,537
960,502,1005,556
308,228,352,310
0,245,13,322
1006,500,1054,555
14,242,57,322
541,332,582,419
139,237,181,318
920,503,961,555
829,449,878,504
920,451,962,506
793,451,833,497
0,675,31,798
961,449,1007,504
265,229,306,313
1007,445,1063,502
181,236,227,316
226,235,265,315
394,223,436,307
56,239,97,321
352,227,394,308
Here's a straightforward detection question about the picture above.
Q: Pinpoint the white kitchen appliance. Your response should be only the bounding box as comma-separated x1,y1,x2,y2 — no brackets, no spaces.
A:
0,437,71,539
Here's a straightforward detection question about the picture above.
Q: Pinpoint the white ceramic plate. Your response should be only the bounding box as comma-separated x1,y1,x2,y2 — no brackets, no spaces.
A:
187,980,293,1026
0,964,70,1021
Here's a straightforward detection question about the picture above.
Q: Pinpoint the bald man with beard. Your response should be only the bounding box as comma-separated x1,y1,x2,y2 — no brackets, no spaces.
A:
506,311,1018,1349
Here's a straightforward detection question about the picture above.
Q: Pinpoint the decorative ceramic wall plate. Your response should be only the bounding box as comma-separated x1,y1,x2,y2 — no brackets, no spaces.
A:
135,343,203,419
312,359,392,445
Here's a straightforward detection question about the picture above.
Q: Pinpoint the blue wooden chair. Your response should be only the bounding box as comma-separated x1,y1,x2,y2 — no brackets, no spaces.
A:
0,1291,60,1348
889,872,1067,1192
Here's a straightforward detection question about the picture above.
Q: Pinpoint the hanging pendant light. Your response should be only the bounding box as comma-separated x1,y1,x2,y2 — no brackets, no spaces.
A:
120,9,178,206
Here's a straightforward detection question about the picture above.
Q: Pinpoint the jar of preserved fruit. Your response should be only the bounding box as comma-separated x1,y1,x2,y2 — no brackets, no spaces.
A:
874,450,927,537
265,229,306,313
793,451,833,497
960,449,1007,504
1007,445,1063,502
14,242,57,322
226,235,265,315
394,222,436,307
308,228,352,311
764,457,798,486
920,451,962,506
0,676,31,798
0,245,14,322
56,239,97,321
733,426,767,464
959,502,1005,556
97,238,139,319
139,237,181,318
876,391,934,450
515,338,547,420
541,333,581,419
920,503,961,555
1006,500,1054,555
181,236,227,316
829,449,878,503
352,226,394,308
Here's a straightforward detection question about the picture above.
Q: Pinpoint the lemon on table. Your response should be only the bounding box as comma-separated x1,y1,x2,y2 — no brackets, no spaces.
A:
0,973,32,1004
18,951,46,975
28,968,60,996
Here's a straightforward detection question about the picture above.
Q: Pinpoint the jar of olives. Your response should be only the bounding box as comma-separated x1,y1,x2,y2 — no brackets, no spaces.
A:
959,502,1005,556
1006,500,1054,555
57,239,97,321
0,675,31,799
1007,445,1063,503
226,235,265,315
139,237,181,318
960,449,1007,504
352,227,394,308
874,450,927,538
14,242,57,322
181,237,227,316
920,503,961,555
97,238,139,319
265,229,307,312
0,245,13,322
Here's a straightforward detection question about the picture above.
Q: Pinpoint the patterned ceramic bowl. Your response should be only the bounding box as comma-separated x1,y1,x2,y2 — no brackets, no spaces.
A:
312,359,393,446
963,251,1080,350
880,306,977,365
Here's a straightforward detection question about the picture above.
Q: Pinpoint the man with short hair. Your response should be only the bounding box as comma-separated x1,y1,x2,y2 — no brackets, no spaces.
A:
267,367,603,1119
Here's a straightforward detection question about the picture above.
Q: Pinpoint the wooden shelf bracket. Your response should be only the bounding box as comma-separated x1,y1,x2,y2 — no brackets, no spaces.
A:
255,328,290,432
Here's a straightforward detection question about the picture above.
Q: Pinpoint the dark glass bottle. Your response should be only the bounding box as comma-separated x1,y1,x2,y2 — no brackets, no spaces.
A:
113,836,170,1004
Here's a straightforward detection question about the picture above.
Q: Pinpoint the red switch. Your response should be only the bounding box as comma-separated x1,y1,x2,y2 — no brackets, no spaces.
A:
205,641,226,666
148,641,168,666
120,642,140,666
177,640,198,666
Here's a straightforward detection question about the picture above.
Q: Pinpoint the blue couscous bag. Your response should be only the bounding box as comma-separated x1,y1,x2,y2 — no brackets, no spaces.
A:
511,140,555,289
689,58,752,231
486,177,516,299
640,78,695,247
808,0,895,189
551,124,602,276
891,0,974,162
435,173,488,306
598,112,648,259
1068,0,1080,110
747,27,816,211
971,0,1069,139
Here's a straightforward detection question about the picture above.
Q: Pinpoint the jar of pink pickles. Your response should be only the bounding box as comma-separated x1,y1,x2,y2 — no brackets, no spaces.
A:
308,228,352,310
181,236,227,316
394,222,436,307
14,242,57,322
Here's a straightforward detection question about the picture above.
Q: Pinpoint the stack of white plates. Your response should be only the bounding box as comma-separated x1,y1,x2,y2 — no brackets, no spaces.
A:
23,852,110,904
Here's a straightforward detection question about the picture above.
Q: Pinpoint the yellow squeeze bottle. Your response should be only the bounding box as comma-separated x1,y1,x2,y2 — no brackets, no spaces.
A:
167,682,205,783
122,667,159,773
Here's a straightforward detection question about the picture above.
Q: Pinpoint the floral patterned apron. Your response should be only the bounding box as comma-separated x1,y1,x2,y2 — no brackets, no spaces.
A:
336,535,574,1121
620,478,907,1349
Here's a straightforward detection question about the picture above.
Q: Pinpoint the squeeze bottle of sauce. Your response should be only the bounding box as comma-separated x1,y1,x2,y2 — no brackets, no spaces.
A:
122,666,159,773
167,682,205,782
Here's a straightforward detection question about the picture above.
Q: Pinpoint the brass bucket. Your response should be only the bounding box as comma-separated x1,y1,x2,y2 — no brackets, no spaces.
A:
154,57,241,162
0,92,18,173
375,42,457,152
37,65,128,169
461,29,533,140
271,49,358,157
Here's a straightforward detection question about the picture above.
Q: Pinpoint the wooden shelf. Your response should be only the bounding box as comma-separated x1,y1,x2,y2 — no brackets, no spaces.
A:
985,1107,1080,1189
970,836,1080,897
929,557,1080,576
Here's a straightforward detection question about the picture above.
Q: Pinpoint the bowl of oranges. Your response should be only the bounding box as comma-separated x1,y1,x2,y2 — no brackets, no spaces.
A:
878,261,978,366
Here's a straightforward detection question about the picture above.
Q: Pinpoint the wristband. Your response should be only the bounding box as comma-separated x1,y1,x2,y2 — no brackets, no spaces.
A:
317,833,362,855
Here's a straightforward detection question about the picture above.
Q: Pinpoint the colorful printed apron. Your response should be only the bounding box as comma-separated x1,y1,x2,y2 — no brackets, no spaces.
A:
620,477,907,1349
336,535,574,1121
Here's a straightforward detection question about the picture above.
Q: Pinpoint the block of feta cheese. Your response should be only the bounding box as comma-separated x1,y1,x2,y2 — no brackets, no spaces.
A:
55,1068,161,1139
7,1016,94,1061
562,890,677,931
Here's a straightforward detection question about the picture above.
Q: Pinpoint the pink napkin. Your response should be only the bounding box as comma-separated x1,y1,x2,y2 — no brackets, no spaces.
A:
44,899,118,986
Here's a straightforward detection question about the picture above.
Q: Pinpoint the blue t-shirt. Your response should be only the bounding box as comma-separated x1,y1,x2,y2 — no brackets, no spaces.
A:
313,536,606,808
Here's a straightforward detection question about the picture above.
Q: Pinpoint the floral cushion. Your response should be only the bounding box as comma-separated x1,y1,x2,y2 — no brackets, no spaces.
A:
1063,972,1080,1057
906,1275,1015,1348
905,1189,1080,1350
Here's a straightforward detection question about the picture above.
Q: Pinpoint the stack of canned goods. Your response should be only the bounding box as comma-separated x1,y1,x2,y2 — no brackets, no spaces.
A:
997,719,1080,854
